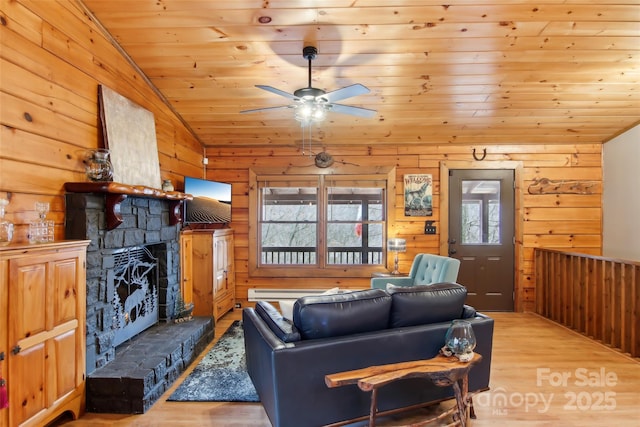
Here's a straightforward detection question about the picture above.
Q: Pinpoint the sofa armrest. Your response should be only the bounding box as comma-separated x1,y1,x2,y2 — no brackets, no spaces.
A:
255,301,301,343
243,307,295,350
461,304,477,318
371,275,413,289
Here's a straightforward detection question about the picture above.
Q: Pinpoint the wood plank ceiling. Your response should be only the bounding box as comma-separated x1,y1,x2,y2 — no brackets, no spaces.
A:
79,0,640,148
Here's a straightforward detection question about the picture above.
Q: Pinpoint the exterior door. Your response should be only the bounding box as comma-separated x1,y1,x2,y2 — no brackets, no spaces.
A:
449,169,515,311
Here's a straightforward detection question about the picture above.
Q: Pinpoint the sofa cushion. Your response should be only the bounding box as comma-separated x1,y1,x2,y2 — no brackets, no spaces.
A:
278,287,341,320
387,282,467,328
255,301,301,343
293,289,391,340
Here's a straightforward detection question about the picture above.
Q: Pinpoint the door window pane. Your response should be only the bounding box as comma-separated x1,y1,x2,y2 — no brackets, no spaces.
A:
461,180,501,244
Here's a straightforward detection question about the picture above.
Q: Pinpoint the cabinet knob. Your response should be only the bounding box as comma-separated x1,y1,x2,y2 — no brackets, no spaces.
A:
11,345,21,355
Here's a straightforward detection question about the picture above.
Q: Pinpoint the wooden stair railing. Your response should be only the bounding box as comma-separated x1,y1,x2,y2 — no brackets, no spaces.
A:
535,248,639,359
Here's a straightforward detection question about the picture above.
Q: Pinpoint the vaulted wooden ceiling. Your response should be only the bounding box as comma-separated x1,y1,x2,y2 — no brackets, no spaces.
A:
79,1,639,148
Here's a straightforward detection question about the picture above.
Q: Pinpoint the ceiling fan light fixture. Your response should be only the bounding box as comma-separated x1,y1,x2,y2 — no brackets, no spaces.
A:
240,46,376,122
295,101,327,125
313,106,326,121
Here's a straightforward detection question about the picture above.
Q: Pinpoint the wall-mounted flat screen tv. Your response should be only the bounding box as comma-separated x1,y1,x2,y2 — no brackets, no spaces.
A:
184,176,232,224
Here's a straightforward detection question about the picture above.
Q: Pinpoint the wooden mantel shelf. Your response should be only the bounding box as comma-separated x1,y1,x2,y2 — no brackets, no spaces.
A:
64,182,192,230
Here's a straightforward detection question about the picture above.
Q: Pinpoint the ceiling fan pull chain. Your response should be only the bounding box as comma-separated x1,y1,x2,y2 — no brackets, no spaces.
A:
301,124,308,156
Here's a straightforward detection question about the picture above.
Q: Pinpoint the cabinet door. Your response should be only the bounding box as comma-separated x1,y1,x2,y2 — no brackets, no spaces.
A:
8,252,84,426
190,233,214,317
213,233,235,321
180,233,194,306
213,235,229,296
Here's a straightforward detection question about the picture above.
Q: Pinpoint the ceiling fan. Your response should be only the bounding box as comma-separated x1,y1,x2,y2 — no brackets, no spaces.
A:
240,46,376,125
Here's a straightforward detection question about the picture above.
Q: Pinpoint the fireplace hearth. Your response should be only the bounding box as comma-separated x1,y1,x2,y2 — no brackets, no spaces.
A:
65,183,213,413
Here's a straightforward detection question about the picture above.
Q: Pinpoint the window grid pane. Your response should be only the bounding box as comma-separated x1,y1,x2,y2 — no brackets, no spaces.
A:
259,186,318,265
326,187,384,266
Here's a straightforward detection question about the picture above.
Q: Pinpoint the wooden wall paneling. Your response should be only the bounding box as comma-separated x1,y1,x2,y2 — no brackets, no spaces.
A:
0,91,97,148
0,58,97,125
207,144,602,312
0,0,204,244
523,234,602,251
38,0,202,162
0,126,85,174
524,166,603,182
0,0,43,44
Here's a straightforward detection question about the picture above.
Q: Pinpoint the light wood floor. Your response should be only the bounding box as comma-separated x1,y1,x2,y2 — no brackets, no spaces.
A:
55,310,640,427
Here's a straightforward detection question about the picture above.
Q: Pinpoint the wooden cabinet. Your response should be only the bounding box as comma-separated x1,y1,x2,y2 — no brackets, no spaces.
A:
0,240,89,427
180,229,235,322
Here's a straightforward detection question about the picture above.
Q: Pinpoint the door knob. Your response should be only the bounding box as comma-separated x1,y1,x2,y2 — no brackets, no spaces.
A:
449,248,457,255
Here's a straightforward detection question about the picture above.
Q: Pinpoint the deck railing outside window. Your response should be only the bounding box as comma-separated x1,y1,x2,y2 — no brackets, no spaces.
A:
261,247,383,265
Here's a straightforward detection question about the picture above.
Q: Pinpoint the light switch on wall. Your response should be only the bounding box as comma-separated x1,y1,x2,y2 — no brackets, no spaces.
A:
424,221,437,234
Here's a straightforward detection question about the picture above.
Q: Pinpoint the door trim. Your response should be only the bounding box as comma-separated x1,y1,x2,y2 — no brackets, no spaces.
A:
440,160,524,311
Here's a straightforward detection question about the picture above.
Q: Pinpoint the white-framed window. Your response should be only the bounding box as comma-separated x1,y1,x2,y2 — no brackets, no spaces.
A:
249,166,396,277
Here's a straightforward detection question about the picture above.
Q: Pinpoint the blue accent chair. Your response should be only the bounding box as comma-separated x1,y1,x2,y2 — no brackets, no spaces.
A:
371,253,461,290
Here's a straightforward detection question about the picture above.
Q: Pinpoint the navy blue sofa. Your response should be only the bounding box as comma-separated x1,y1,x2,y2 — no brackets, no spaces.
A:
242,283,493,427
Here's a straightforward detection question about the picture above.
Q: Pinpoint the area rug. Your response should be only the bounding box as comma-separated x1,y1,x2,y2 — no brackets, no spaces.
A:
167,320,259,402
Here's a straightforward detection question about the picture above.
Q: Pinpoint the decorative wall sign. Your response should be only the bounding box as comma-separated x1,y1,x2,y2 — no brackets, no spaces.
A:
528,178,598,195
99,85,162,189
404,174,433,216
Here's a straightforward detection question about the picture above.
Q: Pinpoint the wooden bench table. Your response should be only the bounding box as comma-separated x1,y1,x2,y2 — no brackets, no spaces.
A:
325,353,482,427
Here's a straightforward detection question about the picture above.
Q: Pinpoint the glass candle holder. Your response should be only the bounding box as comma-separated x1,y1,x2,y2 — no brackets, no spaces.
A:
444,319,477,362
85,148,114,181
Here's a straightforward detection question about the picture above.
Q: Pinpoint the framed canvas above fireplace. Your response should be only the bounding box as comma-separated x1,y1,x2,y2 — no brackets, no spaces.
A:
98,84,162,189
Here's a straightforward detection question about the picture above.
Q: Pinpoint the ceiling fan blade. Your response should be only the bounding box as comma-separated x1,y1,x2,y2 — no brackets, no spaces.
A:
321,84,370,103
329,103,377,118
240,105,292,114
255,85,298,100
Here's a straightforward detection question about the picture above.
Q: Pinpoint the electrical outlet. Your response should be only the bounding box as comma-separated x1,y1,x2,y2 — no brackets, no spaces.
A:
234,302,242,309
424,221,437,235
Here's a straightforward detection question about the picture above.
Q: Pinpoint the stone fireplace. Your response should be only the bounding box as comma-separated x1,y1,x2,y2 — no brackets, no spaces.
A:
65,182,214,413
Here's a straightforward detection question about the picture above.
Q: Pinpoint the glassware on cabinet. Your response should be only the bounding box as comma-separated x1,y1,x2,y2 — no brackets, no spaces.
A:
29,202,54,244
0,198,14,246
